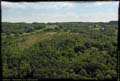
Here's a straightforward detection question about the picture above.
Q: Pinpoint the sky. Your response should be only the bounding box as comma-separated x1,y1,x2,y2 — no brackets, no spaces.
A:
2,1,119,23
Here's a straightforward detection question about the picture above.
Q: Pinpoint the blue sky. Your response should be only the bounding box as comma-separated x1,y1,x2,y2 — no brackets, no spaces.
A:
2,1,119,23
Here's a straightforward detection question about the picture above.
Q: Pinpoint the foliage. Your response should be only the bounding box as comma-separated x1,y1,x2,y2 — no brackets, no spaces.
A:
2,21,118,80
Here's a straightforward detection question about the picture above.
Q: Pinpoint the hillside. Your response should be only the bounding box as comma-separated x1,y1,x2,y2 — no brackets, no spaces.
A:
2,21,118,80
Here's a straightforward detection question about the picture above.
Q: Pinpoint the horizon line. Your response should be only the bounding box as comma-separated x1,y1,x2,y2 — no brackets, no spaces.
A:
2,20,118,24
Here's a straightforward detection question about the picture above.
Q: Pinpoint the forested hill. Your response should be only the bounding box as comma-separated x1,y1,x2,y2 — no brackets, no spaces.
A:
2,21,118,80
2,21,118,35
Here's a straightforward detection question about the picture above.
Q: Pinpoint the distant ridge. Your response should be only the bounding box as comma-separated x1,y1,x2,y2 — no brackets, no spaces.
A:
2,21,118,24
108,21,118,24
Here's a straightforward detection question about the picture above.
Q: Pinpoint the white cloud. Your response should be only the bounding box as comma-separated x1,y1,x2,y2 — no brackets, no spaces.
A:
2,1,119,10
2,1,118,23
2,12,118,23
1,1,76,10
93,2,112,6
2,2,25,10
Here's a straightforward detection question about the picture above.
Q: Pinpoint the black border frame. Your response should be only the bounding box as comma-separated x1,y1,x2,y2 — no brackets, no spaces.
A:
0,0,119,81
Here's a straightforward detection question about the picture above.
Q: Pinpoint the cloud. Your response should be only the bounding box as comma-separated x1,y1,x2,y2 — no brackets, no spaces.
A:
2,2,25,10
2,1,118,23
1,1,76,10
2,12,118,23
2,1,119,10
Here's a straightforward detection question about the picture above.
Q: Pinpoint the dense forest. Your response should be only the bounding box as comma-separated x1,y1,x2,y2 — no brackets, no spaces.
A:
2,21,118,80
